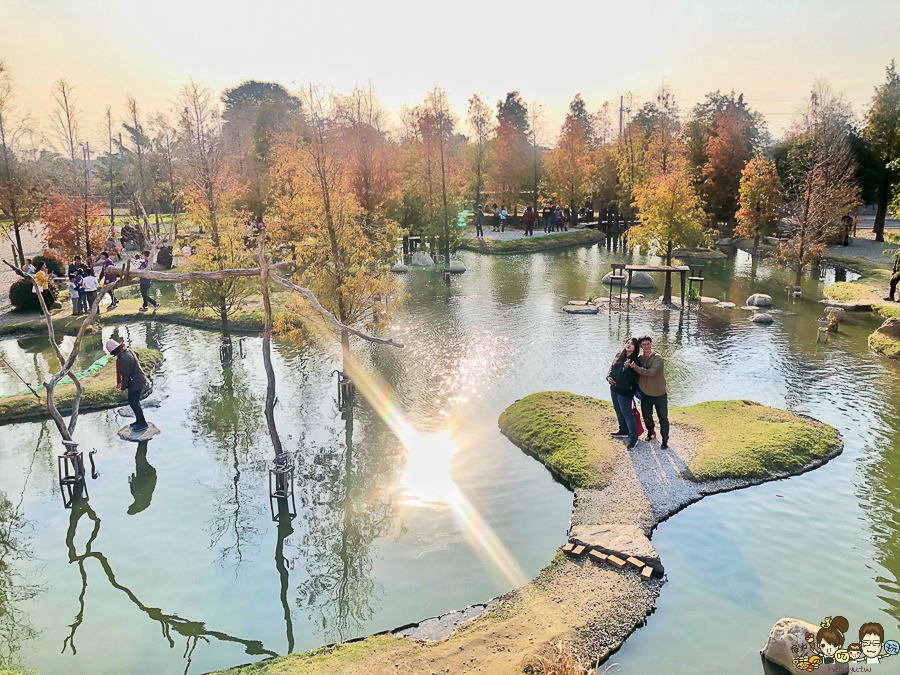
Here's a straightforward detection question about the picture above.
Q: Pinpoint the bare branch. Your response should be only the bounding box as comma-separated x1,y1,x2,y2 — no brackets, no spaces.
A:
269,271,403,348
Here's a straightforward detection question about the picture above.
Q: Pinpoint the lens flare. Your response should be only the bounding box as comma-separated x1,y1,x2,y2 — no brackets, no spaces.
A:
344,353,530,589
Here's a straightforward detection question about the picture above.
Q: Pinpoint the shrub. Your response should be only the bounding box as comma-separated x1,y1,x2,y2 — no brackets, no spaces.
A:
9,277,59,311
33,252,65,277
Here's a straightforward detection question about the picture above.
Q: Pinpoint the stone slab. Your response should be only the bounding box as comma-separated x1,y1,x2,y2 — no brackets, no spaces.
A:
588,550,608,563
571,545,585,556
117,423,161,442
625,556,644,569
562,305,600,315
562,543,574,553
640,566,653,580
569,523,662,572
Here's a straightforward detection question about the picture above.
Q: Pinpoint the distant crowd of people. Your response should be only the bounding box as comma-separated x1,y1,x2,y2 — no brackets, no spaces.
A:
606,335,669,450
471,203,576,238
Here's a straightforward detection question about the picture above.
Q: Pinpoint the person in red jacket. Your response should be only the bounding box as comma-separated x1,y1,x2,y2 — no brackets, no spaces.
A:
523,206,536,237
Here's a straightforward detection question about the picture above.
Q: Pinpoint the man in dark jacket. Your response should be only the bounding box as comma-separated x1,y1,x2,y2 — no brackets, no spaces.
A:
107,339,149,430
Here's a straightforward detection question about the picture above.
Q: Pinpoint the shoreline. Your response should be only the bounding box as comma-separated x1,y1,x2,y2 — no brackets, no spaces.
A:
216,395,842,674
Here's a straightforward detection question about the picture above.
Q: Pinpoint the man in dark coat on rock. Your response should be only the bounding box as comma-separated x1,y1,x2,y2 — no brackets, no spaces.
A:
107,339,149,430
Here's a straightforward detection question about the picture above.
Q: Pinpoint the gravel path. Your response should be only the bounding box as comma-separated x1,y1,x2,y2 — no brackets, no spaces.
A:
461,226,585,241
827,236,899,264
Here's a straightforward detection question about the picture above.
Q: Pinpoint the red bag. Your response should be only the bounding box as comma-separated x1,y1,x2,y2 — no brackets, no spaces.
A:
632,401,644,436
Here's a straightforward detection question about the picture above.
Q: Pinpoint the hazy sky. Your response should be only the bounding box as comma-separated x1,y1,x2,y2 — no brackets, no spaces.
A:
2,0,898,145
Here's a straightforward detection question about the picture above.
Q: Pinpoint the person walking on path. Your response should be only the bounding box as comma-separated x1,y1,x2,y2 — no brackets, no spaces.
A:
107,339,149,431
474,206,485,238
137,251,159,313
491,204,500,232
500,205,508,233
628,335,669,448
33,261,54,309
99,251,119,309
554,206,565,233
523,206,536,237
607,337,642,449
885,256,900,301
67,274,80,315
82,267,99,311
542,205,553,233
73,268,87,314
67,255,83,277
24,258,35,276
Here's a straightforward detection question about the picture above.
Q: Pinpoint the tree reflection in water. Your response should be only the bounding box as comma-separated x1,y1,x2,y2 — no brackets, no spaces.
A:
0,424,47,665
295,406,398,644
60,488,277,672
188,358,265,566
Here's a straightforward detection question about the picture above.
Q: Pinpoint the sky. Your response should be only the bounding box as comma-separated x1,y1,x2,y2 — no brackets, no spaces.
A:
1,0,898,146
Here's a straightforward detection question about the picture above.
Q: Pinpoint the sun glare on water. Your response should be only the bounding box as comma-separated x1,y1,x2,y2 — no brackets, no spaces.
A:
399,430,459,509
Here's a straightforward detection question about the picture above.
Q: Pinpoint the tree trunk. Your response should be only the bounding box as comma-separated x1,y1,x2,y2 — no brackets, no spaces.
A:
341,328,351,375
220,297,231,341
873,175,891,243
794,263,803,287
753,234,760,256
13,220,24,266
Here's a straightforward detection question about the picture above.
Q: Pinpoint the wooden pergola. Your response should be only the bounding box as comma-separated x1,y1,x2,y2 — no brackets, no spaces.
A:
625,265,691,309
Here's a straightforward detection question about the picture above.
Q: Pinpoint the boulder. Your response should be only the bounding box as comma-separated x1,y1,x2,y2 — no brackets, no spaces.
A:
876,317,900,340
562,305,600,315
716,302,736,309
760,617,848,674
746,293,773,307
824,307,846,322
751,313,774,324
602,270,655,289
391,263,409,273
568,523,662,572
448,260,466,273
410,251,435,267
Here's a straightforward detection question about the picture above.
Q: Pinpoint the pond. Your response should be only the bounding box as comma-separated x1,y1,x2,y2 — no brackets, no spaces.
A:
0,243,898,674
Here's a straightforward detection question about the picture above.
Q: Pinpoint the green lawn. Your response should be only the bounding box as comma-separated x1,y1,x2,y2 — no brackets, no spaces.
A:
459,229,605,254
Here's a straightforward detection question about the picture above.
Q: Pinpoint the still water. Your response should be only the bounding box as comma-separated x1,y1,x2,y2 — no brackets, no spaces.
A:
0,243,898,674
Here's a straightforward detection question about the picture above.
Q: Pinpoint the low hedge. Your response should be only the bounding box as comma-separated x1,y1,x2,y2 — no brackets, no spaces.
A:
9,277,59,311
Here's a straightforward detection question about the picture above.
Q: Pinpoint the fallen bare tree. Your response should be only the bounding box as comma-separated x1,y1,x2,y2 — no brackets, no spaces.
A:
2,240,403,447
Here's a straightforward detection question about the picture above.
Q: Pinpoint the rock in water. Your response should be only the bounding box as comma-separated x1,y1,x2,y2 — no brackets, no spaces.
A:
876,316,900,340
117,423,161,442
448,260,466,273
751,313,775,324
715,237,734,246
761,618,848,674
568,523,662,572
601,270,655,289
824,307,846,322
391,263,409,273
716,301,736,309
746,293,773,307
410,252,435,267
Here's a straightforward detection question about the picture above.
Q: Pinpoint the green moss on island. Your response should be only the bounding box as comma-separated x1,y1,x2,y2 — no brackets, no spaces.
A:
869,329,900,359
671,399,841,481
498,391,621,488
0,347,163,423
821,256,892,310
459,229,605,254
499,392,841,485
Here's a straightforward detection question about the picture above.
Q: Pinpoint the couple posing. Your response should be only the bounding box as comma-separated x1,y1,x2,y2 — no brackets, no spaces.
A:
606,335,668,450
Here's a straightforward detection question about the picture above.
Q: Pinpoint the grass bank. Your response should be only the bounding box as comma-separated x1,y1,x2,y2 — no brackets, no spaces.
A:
869,328,900,359
501,393,841,484
498,391,620,488
459,229,605,254
0,347,163,423
0,297,271,337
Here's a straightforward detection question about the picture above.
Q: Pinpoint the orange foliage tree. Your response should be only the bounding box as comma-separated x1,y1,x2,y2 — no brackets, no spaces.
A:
42,193,107,259
702,106,752,226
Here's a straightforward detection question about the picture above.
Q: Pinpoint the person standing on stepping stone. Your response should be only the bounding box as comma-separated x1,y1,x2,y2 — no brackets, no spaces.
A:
137,251,159,313
628,335,670,448
107,339,149,431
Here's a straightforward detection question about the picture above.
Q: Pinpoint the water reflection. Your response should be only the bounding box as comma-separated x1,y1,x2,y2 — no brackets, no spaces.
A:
295,407,395,643
61,492,277,669
188,359,265,565
127,441,157,516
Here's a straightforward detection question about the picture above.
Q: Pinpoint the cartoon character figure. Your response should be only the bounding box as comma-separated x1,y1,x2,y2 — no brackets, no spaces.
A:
806,617,849,666
846,643,863,663
793,654,820,671
858,622,898,664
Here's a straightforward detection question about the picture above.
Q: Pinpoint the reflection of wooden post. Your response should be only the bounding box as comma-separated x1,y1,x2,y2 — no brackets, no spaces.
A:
627,269,633,308
258,234,283,458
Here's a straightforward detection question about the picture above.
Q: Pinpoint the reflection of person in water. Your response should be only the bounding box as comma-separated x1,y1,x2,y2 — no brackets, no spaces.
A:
127,441,157,515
